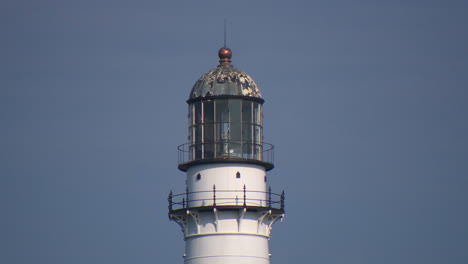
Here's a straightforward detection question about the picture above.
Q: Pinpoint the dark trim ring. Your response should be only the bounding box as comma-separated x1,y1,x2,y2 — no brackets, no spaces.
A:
178,158,274,172
187,95,265,104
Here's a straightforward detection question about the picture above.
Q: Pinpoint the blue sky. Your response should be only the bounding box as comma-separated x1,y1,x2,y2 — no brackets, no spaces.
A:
2,1,467,263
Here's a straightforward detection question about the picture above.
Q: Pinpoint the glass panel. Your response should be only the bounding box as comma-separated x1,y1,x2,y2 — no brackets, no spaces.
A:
242,123,252,143
259,104,263,125
230,141,242,158
254,144,262,160
242,101,253,159
254,124,262,143
215,122,229,157
204,101,214,124
254,124,262,159
253,103,261,125
230,123,241,157
230,122,241,141
189,120,194,160
242,141,252,159
215,139,223,157
195,124,203,160
189,126,193,144
195,101,202,124
189,145,195,160
203,100,215,159
220,122,230,156
194,102,203,160
252,103,262,160
216,100,229,123
242,123,252,159
242,101,252,124
215,123,223,157
204,123,214,158
215,100,229,157
188,104,195,161
188,104,193,126
230,100,241,123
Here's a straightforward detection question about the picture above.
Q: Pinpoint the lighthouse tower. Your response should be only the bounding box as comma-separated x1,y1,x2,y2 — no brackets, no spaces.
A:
168,47,285,264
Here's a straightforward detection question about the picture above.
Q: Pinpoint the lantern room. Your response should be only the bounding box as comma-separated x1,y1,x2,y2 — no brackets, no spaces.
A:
178,48,274,171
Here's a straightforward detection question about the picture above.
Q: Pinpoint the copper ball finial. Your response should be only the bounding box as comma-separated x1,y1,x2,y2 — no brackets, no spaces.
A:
218,47,232,59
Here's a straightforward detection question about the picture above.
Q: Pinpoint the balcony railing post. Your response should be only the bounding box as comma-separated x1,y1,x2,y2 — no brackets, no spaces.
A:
168,191,173,211
213,185,216,207
185,185,189,208
280,190,285,212
268,186,272,209
243,184,247,207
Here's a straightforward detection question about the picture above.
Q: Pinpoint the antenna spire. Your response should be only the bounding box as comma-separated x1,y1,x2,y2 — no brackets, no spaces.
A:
224,18,227,48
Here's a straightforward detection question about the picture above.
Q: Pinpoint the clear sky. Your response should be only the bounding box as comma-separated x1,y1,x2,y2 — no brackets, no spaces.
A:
2,0,467,263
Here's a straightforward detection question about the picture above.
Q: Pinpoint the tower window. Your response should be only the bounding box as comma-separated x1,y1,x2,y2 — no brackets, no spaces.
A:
196,173,201,180
236,171,241,178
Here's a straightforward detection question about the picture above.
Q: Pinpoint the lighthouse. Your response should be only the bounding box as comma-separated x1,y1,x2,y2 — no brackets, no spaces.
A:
168,47,285,264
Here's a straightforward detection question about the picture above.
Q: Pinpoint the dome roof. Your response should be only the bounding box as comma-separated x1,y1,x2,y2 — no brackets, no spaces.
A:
189,48,262,100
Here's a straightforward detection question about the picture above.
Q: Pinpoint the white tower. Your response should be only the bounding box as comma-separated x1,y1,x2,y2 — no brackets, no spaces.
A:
169,48,285,264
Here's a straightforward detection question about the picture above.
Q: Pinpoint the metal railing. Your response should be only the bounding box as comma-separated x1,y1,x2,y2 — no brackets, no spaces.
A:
168,185,285,212
177,141,274,165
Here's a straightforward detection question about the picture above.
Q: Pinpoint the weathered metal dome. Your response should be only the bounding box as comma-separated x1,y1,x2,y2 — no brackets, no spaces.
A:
189,48,262,100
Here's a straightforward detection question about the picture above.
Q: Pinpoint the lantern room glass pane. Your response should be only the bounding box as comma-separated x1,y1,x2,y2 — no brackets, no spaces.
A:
253,103,262,159
195,124,203,160
189,126,193,144
195,101,202,125
204,123,214,158
215,100,230,157
203,101,215,159
242,123,253,158
204,101,214,124
216,100,229,123
230,100,241,123
216,122,230,156
241,101,253,158
230,123,242,157
254,124,262,159
253,103,261,125
188,104,193,126
242,101,252,124
231,123,241,141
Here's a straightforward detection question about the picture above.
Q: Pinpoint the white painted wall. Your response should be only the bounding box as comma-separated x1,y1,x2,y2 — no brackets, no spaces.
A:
187,163,267,207
185,233,270,264
173,163,282,264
